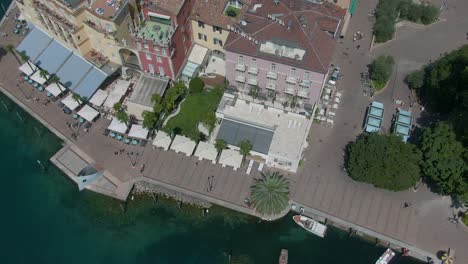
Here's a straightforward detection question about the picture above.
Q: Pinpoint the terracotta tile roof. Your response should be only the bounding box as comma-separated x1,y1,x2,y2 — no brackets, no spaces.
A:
224,0,346,73
141,0,186,15
191,0,251,29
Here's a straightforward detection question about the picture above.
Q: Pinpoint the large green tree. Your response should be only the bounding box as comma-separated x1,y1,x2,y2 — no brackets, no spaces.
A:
250,171,289,216
347,133,422,191
420,122,466,195
142,111,157,129
370,55,395,88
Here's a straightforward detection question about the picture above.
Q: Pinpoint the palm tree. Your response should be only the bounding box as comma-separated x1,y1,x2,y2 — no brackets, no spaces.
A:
116,110,129,124
39,69,49,80
248,85,259,102
250,171,290,216
215,139,227,162
238,139,252,165
5,44,21,65
18,51,36,73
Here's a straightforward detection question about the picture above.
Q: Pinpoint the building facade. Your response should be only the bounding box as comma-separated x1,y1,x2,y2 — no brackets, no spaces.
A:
130,0,194,79
223,0,346,113
190,0,250,54
16,0,138,70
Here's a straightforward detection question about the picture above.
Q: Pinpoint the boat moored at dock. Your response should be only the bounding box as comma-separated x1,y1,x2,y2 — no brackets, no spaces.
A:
293,215,327,238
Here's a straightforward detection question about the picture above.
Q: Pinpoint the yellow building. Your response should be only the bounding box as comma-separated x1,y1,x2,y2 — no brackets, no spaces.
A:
16,0,139,70
190,0,250,56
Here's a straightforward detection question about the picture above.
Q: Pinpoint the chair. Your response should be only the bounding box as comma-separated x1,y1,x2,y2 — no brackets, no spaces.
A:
332,104,339,109
335,92,342,98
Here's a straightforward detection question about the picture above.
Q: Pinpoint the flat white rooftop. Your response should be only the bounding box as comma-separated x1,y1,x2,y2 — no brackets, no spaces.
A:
217,94,310,163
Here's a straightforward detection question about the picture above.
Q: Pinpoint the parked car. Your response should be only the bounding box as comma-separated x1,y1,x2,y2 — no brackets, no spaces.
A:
328,67,341,85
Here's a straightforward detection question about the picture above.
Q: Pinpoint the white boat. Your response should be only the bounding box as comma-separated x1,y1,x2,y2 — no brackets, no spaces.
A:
376,249,396,264
293,215,327,238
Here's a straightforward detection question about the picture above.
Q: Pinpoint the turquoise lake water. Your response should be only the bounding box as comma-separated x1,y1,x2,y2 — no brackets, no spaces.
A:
0,93,424,264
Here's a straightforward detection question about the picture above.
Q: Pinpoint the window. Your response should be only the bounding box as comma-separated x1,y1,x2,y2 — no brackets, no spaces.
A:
290,68,296,77
198,33,207,41
304,71,310,80
213,38,223,46
148,64,154,74
145,53,151,60
251,59,257,69
159,66,165,76
270,63,276,72
238,56,244,65
198,21,205,28
156,56,162,63
162,49,167,56
212,25,222,34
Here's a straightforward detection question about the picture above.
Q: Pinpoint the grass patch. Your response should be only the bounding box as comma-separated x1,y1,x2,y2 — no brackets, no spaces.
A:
372,80,387,91
225,6,241,17
165,88,223,140
463,214,468,226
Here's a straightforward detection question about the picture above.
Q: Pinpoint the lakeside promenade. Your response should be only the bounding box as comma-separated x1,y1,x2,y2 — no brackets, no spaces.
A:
1,2,466,263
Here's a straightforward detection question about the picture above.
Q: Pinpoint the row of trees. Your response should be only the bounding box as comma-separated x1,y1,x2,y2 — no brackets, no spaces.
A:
374,0,439,43
347,122,467,203
142,80,186,129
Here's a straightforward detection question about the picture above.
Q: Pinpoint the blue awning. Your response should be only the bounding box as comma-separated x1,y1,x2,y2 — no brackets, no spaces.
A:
34,41,72,74
56,53,93,89
16,26,52,61
73,68,107,100
16,27,109,100
182,61,200,78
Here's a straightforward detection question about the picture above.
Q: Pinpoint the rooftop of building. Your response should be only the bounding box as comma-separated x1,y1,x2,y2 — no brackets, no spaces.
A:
140,0,186,15
128,74,169,108
91,0,125,19
216,93,310,161
224,0,346,73
135,19,174,45
191,0,252,29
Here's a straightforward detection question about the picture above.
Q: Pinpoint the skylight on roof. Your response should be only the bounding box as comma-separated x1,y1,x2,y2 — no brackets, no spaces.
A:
259,41,305,60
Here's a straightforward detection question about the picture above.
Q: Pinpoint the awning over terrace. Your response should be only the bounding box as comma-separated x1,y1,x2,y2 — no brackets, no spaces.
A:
18,61,37,76
77,105,99,122
16,26,108,100
107,119,128,134
128,125,149,140
46,82,66,97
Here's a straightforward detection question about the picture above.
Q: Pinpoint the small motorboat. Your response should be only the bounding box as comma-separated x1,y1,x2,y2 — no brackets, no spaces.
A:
376,249,396,264
293,215,327,238
278,249,288,264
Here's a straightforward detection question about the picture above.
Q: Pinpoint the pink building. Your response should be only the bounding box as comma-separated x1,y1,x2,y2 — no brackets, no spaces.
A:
132,0,194,79
224,0,346,112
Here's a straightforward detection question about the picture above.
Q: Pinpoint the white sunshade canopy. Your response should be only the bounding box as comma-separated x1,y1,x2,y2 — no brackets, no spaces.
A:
107,119,127,134
45,82,65,97
62,93,82,110
77,105,99,122
18,61,37,76
103,93,123,109
30,70,49,84
219,149,243,170
128,124,149,139
152,131,172,150
188,44,208,65
194,141,217,163
113,79,130,96
89,89,108,107
170,135,196,157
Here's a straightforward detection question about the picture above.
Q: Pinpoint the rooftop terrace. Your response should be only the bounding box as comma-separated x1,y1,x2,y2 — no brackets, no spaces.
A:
135,20,174,45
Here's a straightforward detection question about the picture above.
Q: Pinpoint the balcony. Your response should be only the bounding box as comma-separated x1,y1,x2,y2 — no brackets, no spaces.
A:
300,80,311,87
247,78,258,86
266,71,277,79
248,67,258,75
286,76,297,84
235,64,246,72
284,87,296,95
32,0,76,32
265,83,276,90
235,75,246,83
297,89,309,98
